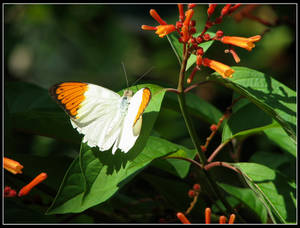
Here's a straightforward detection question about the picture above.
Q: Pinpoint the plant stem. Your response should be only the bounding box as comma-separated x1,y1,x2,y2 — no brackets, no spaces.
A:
177,44,207,165
176,43,245,223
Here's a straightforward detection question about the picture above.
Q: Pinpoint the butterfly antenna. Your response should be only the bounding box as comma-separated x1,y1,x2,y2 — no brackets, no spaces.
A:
121,61,129,88
131,66,155,87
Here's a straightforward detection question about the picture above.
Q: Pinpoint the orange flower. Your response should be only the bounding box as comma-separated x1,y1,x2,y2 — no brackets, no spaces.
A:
219,215,227,224
155,24,176,38
142,9,176,38
229,214,236,224
203,58,235,78
181,24,190,42
205,207,211,224
221,35,261,51
178,4,184,21
180,9,194,43
183,9,194,26
149,9,167,25
141,25,156,31
3,157,24,174
221,4,231,16
18,172,48,197
176,212,191,224
207,4,217,16
177,207,235,224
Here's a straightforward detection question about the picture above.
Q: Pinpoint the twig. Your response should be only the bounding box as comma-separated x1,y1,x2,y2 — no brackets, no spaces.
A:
184,81,209,93
165,88,179,94
204,161,242,175
207,141,230,163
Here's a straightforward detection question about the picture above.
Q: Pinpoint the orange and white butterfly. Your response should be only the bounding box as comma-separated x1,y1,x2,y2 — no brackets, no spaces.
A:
49,82,151,154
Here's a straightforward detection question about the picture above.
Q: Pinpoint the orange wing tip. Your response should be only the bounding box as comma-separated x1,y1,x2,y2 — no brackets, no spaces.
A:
133,88,151,126
49,82,88,118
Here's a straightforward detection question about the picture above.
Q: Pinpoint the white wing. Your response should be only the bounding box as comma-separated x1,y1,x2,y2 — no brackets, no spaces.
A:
70,84,125,152
49,82,124,152
116,88,151,153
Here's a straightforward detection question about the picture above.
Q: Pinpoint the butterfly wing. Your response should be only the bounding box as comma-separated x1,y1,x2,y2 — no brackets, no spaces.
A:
49,82,124,151
116,87,151,153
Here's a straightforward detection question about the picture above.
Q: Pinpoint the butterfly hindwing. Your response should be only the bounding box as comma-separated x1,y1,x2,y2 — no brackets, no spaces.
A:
117,88,151,153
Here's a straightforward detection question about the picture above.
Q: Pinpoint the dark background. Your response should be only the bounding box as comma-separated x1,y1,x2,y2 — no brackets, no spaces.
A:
4,4,296,223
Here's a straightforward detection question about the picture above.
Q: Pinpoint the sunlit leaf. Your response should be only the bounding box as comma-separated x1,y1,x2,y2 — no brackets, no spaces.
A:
46,136,194,214
210,67,296,142
233,162,296,224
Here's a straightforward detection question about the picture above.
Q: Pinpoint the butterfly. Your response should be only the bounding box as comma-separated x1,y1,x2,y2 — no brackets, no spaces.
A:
49,82,151,154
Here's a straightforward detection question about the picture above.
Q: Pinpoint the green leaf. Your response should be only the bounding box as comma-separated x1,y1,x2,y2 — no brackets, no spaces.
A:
46,136,194,214
222,92,296,157
210,67,296,142
217,182,268,223
233,162,296,224
263,127,296,157
222,98,277,142
151,148,196,178
167,32,215,70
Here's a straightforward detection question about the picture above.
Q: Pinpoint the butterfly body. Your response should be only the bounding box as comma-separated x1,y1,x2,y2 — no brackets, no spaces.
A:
49,82,151,154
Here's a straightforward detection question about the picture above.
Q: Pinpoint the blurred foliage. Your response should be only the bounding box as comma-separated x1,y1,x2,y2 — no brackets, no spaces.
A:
4,4,296,224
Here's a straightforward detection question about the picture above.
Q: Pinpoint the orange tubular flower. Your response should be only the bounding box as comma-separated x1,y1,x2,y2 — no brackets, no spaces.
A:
18,172,48,197
142,9,176,38
207,4,217,16
221,35,261,51
219,215,227,224
221,4,231,16
181,9,194,42
3,157,24,174
183,9,194,26
188,4,197,9
155,24,176,38
141,25,157,31
203,58,235,78
176,212,191,224
229,214,236,224
178,4,184,21
149,9,167,25
205,208,211,224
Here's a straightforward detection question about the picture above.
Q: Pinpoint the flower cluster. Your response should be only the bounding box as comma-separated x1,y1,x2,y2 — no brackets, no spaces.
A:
3,157,48,198
142,4,261,81
177,207,236,224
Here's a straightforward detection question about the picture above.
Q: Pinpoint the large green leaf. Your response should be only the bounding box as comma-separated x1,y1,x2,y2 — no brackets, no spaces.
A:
210,67,296,142
233,162,296,224
167,32,215,70
222,93,296,156
222,101,276,143
46,136,194,214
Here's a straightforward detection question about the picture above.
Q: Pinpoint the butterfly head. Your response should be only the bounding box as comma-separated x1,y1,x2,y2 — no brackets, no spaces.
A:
123,89,133,98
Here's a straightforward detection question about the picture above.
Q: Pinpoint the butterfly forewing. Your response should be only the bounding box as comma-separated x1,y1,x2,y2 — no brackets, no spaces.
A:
49,82,88,118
